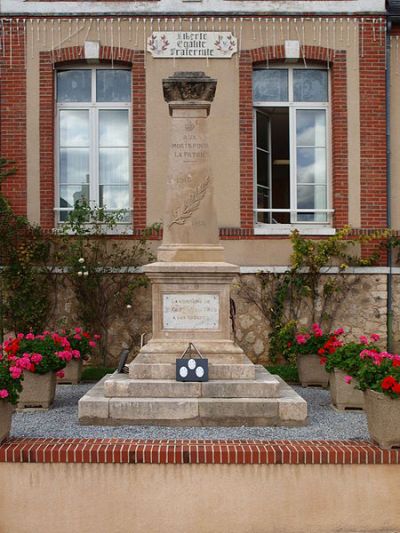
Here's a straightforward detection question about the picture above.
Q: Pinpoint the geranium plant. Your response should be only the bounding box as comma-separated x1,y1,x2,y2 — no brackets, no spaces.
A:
0,347,24,404
1,332,71,376
285,323,344,364
63,328,100,362
325,334,380,378
357,349,400,398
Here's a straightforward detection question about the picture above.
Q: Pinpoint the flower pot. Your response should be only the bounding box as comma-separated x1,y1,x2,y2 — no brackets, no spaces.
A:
329,369,364,410
0,400,13,443
364,389,400,449
297,354,330,387
57,359,83,384
17,372,57,409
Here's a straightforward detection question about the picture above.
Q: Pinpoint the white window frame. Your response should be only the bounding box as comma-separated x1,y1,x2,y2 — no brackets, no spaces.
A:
253,65,334,236
54,65,133,228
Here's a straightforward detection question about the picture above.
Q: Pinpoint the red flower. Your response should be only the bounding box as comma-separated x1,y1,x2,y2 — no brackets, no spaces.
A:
392,383,400,395
381,376,396,390
319,356,328,365
393,359,400,367
317,348,325,355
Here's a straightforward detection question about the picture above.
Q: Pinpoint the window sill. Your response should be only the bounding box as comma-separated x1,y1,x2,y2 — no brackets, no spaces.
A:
54,225,134,236
254,225,336,236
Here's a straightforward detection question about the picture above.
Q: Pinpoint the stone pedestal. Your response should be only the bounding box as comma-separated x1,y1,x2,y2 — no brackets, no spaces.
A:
129,262,256,381
79,72,307,427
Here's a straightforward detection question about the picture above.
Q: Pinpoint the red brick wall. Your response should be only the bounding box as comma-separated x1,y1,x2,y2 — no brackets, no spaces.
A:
0,19,27,216
359,20,387,262
239,44,348,230
39,45,147,230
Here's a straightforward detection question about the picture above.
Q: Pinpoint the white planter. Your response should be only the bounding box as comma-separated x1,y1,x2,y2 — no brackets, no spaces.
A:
57,359,83,384
0,400,13,443
364,389,400,449
18,372,57,409
329,369,364,410
297,354,330,388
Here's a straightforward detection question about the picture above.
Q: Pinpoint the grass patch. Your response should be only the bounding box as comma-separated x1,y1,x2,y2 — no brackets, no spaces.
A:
81,366,115,382
266,364,299,384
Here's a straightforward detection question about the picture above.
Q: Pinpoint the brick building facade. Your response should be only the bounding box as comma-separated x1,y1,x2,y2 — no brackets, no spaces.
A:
2,0,400,359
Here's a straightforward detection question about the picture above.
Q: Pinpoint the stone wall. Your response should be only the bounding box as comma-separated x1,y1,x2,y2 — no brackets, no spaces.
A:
41,271,398,367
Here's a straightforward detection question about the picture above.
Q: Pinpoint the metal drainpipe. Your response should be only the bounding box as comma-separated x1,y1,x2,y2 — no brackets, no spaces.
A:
386,19,393,352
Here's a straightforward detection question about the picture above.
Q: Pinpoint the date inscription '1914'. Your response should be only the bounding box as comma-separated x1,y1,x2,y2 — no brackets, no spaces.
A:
163,293,219,330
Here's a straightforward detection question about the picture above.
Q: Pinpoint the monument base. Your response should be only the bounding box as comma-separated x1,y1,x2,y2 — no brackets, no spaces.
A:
78,367,307,427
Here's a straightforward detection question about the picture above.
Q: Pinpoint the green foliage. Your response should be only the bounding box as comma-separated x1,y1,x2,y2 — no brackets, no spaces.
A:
17,335,67,375
81,366,115,382
0,358,23,405
357,353,400,397
325,341,379,375
0,158,54,334
54,199,155,366
265,364,298,383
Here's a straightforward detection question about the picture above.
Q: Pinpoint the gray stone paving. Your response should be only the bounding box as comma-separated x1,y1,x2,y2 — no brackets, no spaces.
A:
10,381,370,441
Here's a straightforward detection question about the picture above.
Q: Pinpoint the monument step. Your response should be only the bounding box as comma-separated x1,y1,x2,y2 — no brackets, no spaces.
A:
104,366,280,399
78,374,307,427
129,362,256,380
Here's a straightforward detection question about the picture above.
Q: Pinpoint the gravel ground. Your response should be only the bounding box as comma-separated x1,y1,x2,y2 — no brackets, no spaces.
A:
10,383,370,441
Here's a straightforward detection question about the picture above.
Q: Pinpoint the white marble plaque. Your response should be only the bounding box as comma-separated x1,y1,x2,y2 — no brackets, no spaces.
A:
147,32,237,58
163,293,219,330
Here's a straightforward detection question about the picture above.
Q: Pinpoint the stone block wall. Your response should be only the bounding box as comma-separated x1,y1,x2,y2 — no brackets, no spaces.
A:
36,271,398,367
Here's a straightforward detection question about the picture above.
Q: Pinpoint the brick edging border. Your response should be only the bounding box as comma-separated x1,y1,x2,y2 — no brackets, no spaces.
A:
1,438,399,465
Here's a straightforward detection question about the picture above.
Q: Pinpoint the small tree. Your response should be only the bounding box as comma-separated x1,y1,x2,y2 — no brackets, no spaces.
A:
54,200,155,366
238,227,383,363
0,158,54,335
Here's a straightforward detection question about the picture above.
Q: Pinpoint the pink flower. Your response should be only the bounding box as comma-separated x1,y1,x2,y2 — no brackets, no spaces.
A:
89,341,96,348
17,333,24,340
30,353,43,365
344,375,352,384
74,327,82,334
35,335,45,341
73,334,82,341
94,334,101,340
0,389,9,399
359,336,369,345
72,349,81,359
312,323,323,337
334,328,344,335
370,333,380,342
9,366,22,379
56,370,65,379
295,334,307,345
25,333,35,340
16,356,32,370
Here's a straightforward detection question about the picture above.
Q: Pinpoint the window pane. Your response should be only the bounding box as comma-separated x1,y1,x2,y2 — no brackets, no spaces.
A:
96,70,131,102
57,70,91,102
253,70,288,102
297,185,327,222
297,148,326,185
257,185,270,224
99,148,129,185
60,184,89,209
60,148,89,184
256,111,269,151
99,185,130,210
293,70,328,102
296,110,326,147
256,150,270,188
60,110,89,147
99,110,129,147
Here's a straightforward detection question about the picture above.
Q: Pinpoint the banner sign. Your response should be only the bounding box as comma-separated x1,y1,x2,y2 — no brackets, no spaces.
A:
147,32,237,58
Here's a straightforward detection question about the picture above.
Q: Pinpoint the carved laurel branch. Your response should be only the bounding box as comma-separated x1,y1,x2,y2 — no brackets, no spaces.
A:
168,176,210,228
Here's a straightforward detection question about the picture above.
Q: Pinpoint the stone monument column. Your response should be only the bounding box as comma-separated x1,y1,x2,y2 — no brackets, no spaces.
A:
129,71,255,381
157,72,224,262
79,72,307,427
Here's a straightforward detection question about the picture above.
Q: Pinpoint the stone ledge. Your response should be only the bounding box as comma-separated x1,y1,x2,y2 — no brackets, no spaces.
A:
0,438,399,465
